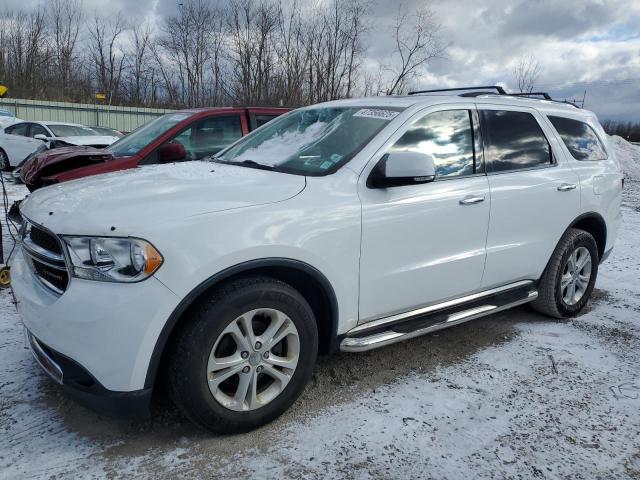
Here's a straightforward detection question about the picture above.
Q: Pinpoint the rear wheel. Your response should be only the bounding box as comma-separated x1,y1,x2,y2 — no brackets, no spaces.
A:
168,276,318,433
532,228,599,318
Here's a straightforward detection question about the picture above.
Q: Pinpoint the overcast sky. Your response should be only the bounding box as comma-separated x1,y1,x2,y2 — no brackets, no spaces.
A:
3,0,640,121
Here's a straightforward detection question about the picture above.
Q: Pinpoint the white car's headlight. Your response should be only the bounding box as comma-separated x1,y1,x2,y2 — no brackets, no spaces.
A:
62,237,163,282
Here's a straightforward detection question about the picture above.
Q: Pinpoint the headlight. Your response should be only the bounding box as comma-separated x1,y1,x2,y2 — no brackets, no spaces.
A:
62,237,163,283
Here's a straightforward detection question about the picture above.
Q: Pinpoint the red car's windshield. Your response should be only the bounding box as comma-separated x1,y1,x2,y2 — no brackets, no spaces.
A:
107,112,195,157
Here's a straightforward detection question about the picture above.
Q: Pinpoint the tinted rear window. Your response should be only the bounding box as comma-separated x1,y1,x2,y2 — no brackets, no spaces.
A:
481,110,552,173
548,116,607,161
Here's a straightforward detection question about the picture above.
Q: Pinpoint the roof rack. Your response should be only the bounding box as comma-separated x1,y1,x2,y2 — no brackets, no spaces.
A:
407,85,581,108
407,86,507,96
508,92,553,100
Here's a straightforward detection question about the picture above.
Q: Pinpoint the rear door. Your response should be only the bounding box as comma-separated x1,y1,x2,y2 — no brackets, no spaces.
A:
479,105,580,288
358,105,491,322
547,115,622,256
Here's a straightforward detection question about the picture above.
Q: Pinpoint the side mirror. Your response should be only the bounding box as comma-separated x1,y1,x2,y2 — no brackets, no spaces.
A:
34,134,48,142
158,142,186,163
367,151,436,188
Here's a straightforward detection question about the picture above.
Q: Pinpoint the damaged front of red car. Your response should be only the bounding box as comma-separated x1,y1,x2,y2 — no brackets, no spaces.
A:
20,146,125,192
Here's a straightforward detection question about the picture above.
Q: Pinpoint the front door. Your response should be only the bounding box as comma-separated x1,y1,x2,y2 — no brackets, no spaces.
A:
358,106,491,322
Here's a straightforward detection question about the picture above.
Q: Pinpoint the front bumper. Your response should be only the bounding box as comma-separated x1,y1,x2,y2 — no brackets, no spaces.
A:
11,248,181,394
25,328,152,416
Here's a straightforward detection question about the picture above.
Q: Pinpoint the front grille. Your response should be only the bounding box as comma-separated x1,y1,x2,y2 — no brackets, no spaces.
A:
29,224,63,255
29,257,69,292
21,219,69,295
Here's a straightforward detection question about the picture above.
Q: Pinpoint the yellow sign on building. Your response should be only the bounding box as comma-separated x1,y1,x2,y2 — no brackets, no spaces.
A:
0,85,8,97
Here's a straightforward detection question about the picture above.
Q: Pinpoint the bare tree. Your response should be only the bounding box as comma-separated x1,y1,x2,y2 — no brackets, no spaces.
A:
363,67,385,96
48,0,82,98
87,12,127,104
1,10,49,97
513,54,541,93
305,0,369,103
273,0,309,106
126,23,154,105
385,5,446,95
158,0,226,107
227,0,280,105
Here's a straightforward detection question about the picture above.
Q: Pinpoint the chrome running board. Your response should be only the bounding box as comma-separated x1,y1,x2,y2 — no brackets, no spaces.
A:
340,283,537,353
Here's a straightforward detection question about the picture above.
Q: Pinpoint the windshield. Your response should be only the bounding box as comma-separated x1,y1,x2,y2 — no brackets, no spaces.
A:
216,106,404,175
48,124,100,137
107,112,194,157
92,126,123,137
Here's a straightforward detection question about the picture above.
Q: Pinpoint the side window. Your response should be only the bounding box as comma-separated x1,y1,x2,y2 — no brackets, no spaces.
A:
29,124,49,138
6,123,28,136
190,116,243,159
148,116,243,164
481,110,552,173
251,114,278,130
548,116,607,161
388,110,475,178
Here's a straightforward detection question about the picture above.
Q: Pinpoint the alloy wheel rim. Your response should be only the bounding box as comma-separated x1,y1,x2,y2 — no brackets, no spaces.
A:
561,246,592,306
207,308,300,411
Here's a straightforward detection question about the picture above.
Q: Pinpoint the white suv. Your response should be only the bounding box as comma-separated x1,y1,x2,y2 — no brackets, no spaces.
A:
12,88,623,433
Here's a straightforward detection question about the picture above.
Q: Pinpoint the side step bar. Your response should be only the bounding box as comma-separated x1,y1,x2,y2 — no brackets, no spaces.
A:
340,283,538,353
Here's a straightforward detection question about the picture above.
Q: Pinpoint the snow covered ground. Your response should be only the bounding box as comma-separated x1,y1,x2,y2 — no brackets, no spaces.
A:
1,138,639,479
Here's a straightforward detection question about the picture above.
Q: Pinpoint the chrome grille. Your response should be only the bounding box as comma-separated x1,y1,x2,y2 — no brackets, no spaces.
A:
21,219,69,295
29,224,63,255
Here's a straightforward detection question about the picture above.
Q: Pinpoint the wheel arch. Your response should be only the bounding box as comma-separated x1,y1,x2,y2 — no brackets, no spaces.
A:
144,258,339,389
568,212,607,262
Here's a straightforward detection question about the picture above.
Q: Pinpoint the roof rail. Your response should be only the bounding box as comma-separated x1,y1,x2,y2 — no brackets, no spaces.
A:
509,92,553,100
508,92,580,108
406,85,581,108
407,86,507,95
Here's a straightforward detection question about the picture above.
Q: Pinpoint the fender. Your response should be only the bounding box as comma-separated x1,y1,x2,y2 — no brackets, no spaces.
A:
568,211,607,261
144,257,339,389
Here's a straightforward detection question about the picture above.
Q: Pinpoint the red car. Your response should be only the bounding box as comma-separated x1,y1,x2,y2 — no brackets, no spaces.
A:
21,107,289,191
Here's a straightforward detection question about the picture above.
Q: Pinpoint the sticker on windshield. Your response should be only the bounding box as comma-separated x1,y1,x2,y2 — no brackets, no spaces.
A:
353,109,399,120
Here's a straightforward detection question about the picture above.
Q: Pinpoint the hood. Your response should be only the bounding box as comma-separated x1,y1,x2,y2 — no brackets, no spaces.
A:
20,161,306,234
59,135,119,146
20,146,112,187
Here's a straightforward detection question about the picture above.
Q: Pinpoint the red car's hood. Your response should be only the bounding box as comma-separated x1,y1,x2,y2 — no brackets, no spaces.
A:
21,146,113,188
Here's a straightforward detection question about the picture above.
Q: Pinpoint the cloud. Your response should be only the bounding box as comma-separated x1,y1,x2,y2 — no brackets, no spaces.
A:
367,0,640,120
2,0,638,120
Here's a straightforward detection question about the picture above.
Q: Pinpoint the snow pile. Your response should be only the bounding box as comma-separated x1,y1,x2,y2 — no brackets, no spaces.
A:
608,135,640,180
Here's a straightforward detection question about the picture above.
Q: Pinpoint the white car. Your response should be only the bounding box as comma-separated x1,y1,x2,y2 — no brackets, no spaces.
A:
12,88,623,433
0,121,119,170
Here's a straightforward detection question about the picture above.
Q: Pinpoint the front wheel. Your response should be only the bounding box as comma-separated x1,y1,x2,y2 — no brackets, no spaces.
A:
0,149,10,171
168,276,318,433
532,228,599,318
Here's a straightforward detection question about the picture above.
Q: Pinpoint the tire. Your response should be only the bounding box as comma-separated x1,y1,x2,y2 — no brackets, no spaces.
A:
531,228,599,318
168,276,318,433
0,149,9,171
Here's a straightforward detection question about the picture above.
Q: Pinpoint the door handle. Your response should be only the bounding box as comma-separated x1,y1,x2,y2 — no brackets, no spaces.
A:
557,183,577,192
459,195,485,205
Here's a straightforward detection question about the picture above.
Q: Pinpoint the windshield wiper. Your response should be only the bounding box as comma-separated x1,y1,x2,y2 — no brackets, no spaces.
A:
212,158,280,172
